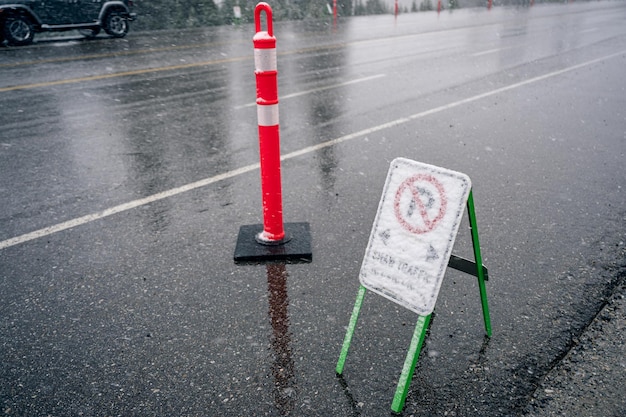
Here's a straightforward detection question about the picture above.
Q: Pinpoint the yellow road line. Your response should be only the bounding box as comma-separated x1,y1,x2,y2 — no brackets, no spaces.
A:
0,43,346,93
0,56,248,92
0,39,248,68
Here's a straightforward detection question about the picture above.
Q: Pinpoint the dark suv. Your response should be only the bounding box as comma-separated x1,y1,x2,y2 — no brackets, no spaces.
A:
0,0,136,46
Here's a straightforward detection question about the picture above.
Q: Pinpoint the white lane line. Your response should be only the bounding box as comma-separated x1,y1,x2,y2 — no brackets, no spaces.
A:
472,47,511,57
233,74,386,109
1,50,624,251
281,50,625,159
0,164,259,251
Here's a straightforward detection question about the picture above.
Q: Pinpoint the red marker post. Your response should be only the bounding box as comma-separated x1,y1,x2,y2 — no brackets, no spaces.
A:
253,3,285,244
234,2,312,263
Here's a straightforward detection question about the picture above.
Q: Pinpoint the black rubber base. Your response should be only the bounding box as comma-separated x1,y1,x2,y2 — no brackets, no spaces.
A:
234,222,312,264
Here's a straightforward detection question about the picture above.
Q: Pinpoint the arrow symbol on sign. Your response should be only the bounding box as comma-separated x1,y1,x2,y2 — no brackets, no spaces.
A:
426,245,439,261
378,229,391,245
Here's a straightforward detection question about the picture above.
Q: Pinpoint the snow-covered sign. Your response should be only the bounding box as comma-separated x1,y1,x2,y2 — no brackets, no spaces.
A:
359,158,471,316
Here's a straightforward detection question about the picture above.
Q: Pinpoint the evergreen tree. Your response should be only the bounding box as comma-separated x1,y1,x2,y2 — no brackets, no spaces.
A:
365,0,387,14
354,0,366,15
220,0,255,24
301,0,330,18
339,0,353,16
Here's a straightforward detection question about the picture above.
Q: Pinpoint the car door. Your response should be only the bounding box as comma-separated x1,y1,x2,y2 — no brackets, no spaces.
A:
70,0,102,24
39,0,74,25
38,0,99,25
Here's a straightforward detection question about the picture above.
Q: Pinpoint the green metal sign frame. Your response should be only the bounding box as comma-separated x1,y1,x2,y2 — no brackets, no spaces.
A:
336,190,492,413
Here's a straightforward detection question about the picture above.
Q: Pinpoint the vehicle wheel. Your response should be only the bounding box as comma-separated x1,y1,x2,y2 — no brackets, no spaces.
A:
79,28,101,39
3,15,35,46
103,11,128,38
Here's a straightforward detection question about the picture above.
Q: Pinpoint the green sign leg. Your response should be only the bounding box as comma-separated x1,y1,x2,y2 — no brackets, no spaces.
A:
336,285,367,375
467,190,492,338
391,313,432,413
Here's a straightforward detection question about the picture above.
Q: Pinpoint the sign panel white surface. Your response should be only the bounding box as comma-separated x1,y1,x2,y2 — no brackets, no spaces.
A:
359,158,471,315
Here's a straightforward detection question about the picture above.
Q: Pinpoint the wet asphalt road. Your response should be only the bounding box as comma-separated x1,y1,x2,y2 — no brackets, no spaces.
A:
1,3,626,416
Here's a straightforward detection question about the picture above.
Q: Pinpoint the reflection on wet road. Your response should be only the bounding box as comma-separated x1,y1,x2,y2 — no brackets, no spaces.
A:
266,263,296,415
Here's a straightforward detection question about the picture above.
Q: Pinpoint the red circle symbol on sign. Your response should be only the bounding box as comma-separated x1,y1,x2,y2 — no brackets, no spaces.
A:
394,174,447,234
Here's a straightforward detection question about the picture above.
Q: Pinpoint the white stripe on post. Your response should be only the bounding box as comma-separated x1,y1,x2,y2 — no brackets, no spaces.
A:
254,48,277,72
257,103,280,126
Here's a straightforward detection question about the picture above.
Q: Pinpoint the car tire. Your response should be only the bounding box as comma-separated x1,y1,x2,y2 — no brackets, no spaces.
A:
103,10,128,38
3,14,35,46
79,28,101,39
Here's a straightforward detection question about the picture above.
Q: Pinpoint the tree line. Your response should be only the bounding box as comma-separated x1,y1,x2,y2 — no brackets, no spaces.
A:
132,0,407,31
131,0,577,30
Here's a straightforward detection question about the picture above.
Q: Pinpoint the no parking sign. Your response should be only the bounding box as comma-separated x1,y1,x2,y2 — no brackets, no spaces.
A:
359,158,471,315
337,157,491,413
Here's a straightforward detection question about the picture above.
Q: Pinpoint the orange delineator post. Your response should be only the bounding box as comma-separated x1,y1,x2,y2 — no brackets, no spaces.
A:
233,2,312,263
254,3,285,243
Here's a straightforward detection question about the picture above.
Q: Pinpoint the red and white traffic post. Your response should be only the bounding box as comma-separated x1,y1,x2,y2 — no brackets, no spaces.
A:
253,2,285,244
233,2,312,263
